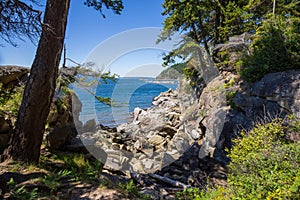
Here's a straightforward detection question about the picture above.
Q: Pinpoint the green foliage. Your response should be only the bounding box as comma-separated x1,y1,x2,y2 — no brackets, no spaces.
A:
57,66,120,109
182,65,204,88
0,84,23,117
175,188,202,200
288,115,300,132
241,16,300,82
183,66,197,82
234,59,244,72
84,0,123,18
118,180,139,196
117,179,152,199
218,1,250,41
226,119,300,199
156,63,186,80
7,177,16,188
7,178,38,200
95,96,112,106
185,118,300,199
226,90,236,108
40,169,71,193
61,85,72,95
55,153,103,182
175,187,229,200
215,50,231,70
54,99,63,111
10,186,38,200
160,0,300,81
223,78,235,89
101,72,118,83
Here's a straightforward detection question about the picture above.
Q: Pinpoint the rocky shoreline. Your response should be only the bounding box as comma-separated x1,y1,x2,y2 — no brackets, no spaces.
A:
61,69,299,198
1,65,299,199
59,88,226,198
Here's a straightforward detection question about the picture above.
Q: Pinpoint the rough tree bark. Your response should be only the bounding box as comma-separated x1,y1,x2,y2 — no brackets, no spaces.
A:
3,0,71,163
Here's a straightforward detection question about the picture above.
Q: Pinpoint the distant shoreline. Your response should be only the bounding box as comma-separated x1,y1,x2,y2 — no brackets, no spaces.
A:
144,79,177,84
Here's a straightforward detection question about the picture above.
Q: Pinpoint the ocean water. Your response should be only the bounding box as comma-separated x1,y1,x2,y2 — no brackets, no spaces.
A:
75,77,177,127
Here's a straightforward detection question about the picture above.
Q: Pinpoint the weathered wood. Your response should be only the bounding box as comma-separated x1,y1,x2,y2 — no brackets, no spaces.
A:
130,172,155,187
148,173,193,189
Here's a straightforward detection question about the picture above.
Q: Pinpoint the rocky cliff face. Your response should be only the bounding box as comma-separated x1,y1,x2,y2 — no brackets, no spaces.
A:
68,69,299,181
196,69,300,163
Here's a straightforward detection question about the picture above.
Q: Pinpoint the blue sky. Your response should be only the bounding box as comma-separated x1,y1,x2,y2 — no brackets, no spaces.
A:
0,0,176,77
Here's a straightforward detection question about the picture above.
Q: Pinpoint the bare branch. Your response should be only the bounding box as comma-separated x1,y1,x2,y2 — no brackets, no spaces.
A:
0,0,42,46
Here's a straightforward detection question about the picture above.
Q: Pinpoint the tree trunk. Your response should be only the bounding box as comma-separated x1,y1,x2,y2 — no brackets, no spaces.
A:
3,0,70,163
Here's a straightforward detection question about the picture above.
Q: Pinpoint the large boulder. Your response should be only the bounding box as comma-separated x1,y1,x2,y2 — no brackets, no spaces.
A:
233,92,285,120
45,92,82,150
252,69,300,117
0,116,13,153
82,119,96,133
197,70,300,163
46,126,72,150
0,116,11,133
0,65,29,88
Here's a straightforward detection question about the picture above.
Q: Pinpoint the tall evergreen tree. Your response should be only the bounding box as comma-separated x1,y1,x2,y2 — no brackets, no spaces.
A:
1,0,123,163
159,0,300,67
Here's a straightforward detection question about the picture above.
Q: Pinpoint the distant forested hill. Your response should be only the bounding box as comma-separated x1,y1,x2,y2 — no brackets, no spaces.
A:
156,63,185,80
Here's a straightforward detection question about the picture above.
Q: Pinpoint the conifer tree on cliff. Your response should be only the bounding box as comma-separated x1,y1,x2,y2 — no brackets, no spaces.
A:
1,0,123,163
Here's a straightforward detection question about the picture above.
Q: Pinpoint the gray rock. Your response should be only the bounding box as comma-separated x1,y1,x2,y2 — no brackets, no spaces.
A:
202,107,229,148
71,93,83,131
252,69,300,117
116,122,139,134
82,119,96,133
148,135,165,146
0,116,11,133
142,158,154,169
138,110,167,132
191,129,201,140
161,125,177,136
104,149,131,171
47,93,82,139
161,152,177,167
199,75,227,114
0,65,29,88
0,133,11,153
234,92,284,120
64,137,83,151
133,107,145,122
0,117,13,152
46,126,72,150
168,128,193,155
64,137,96,155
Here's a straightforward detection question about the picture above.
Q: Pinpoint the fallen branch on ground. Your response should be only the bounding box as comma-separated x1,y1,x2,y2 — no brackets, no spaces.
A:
148,173,193,189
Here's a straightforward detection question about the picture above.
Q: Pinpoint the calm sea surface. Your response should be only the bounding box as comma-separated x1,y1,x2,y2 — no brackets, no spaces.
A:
75,77,177,127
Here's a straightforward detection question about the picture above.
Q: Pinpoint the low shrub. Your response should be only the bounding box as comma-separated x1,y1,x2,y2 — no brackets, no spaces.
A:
227,119,300,199
0,83,23,117
178,118,300,199
241,16,300,82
